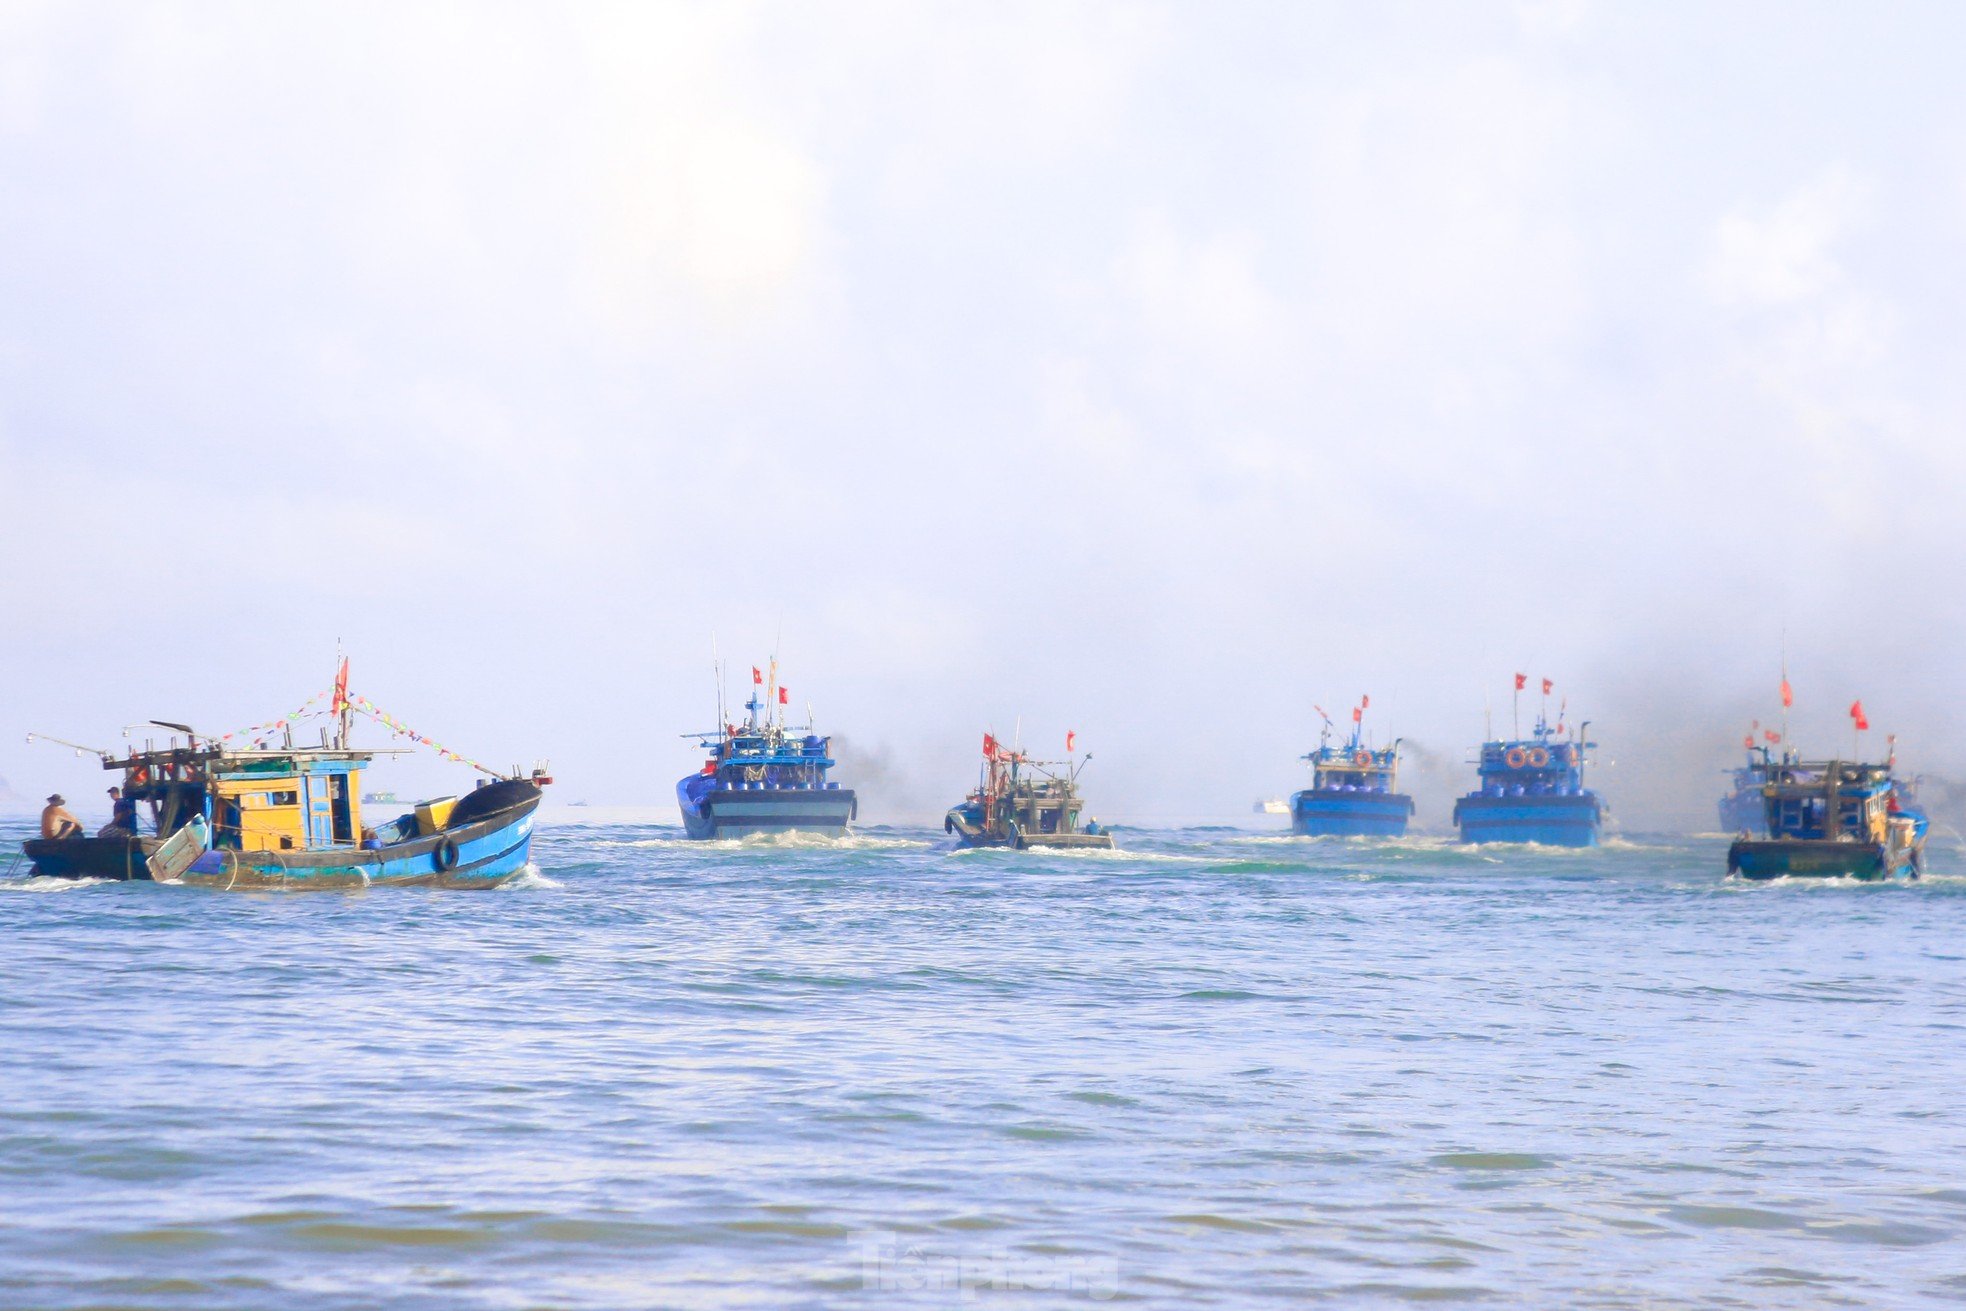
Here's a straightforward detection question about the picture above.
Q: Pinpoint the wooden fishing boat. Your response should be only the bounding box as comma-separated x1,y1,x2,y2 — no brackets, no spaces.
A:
944,732,1113,850
1726,758,1926,881
21,670,550,889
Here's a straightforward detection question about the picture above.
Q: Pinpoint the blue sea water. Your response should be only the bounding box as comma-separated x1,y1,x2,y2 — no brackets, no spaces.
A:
4,818,1965,1308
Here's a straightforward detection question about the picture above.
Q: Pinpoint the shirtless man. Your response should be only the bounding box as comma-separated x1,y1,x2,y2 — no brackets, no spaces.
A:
40,794,83,840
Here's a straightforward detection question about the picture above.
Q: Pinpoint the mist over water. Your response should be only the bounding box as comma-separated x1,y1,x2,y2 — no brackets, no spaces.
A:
7,4,1966,819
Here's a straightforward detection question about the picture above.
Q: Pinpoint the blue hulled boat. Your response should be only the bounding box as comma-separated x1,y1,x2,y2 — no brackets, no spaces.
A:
677,671,855,839
1288,701,1413,837
22,688,550,889
1726,756,1927,880
1452,708,1603,846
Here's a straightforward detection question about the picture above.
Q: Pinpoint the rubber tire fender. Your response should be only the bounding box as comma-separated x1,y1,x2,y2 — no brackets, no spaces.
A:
433,836,460,873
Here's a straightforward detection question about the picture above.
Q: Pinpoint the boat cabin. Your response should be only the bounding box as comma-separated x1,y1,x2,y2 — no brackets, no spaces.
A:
1756,760,1898,845
110,744,373,852
1307,743,1400,794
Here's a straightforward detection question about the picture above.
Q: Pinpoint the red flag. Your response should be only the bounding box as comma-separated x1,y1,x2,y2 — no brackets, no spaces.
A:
1850,699,1868,731
778,687,789,705
1351,706,1362,723
1541,678,1553,696
1514,673,1527,691
1764,730,1780,744
1780,678,1792,709
1743,734,1755,750
982,733,998,758
752,666,763,685
332,657,350,715
1066,730,1076,752
1360,694,1370,710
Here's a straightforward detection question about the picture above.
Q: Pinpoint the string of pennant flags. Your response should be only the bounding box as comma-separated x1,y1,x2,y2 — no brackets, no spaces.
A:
216,691,330,746
347,694,505,778
210,684,504,777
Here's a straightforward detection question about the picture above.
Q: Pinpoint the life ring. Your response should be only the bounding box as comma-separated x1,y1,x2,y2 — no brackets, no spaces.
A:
1527,747,1550,768
432,837,459,873
131,765,151,787
1505,747,1529,769
1352,750,1372,767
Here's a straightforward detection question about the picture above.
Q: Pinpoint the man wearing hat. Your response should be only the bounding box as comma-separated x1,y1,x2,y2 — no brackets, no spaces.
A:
40,794,83,840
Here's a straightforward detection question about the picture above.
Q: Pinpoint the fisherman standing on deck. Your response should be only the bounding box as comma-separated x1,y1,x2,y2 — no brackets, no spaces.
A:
40,794,83,840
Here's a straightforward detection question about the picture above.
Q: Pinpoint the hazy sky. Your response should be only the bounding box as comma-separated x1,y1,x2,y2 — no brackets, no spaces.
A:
4,1,1964,826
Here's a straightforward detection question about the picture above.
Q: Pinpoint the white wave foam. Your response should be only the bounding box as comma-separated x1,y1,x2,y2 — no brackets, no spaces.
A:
1228,833,1462,851
602,831,928,852
0,875,109,893
499,863,562,890
945,844,1209,863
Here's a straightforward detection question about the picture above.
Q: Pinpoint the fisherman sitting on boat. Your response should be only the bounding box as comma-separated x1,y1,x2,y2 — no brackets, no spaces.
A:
96,786,139,837
40,794,83,840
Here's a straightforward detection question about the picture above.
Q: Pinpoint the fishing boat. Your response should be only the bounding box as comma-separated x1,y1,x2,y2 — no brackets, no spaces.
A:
1726,756,1927,880
1452,681,1602,845
1719,743,1772,834
945,732,1113,850
676,664,855,839
21,667,550,888
1288,697,1414,837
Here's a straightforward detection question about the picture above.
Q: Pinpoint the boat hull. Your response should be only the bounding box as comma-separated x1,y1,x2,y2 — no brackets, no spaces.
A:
677,780,857,839
21,783,542,889
20,834,159,881
1288,790,1413,837
1453,792,1603,846
944,811,1114,850
1727,838,1916,881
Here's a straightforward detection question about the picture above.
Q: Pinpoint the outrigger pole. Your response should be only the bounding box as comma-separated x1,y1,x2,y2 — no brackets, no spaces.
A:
24,732,111,760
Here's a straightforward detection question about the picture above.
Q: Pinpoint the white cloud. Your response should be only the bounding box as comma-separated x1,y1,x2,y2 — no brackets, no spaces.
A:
1707,165,1871,308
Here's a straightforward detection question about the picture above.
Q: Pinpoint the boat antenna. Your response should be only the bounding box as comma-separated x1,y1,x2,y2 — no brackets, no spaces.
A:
771,619,783,731
712,633,725,733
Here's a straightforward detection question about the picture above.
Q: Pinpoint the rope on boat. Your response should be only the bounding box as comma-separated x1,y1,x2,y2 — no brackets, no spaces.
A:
187,685,513,780
345,696,508,779
215,691,332,746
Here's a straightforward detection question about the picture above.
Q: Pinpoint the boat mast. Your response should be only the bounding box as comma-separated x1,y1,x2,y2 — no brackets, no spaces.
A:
713,633,725,735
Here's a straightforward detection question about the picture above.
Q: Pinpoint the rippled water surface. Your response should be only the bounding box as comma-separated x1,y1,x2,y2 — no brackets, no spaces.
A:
5,818,1966,1308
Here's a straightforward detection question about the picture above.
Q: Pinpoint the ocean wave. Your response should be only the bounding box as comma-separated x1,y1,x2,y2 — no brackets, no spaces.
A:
1229,833,1463,851
499,864,562,890
0,874,109,893
967,844,1213,863
603,832,928,852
